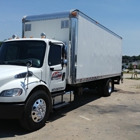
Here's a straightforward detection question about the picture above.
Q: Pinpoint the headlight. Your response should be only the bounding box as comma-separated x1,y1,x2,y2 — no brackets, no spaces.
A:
0,88,23,97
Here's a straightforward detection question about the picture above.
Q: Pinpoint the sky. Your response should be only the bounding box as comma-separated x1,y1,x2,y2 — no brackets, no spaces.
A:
0,0,140,56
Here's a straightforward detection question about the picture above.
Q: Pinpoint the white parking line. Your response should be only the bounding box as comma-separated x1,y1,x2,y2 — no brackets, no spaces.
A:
79,115,91,121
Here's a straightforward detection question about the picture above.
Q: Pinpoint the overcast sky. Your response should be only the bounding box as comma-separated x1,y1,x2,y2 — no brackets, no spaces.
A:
0,0,140,56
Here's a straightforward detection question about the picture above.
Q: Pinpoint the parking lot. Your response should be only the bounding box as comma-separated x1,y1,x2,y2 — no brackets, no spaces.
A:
0,74,140,140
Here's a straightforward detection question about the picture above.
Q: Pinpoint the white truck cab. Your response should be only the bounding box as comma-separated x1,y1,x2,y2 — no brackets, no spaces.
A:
0,37,67,130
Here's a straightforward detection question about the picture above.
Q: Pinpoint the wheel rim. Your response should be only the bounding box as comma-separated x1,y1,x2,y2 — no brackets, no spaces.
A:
108,81,112,93
31,99,46,123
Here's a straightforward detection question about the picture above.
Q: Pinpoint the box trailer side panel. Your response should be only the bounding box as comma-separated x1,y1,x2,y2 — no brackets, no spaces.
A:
22,10,122,85
75,14,122,83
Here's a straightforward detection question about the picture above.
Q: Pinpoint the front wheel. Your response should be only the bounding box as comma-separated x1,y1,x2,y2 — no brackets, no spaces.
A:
19,90,51,131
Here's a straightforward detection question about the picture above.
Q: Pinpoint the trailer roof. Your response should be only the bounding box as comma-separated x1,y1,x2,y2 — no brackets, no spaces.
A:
22,9,122,39
22,9,75,22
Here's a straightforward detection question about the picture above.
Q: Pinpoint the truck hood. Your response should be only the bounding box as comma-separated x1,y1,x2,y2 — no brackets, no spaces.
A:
0,65,41,87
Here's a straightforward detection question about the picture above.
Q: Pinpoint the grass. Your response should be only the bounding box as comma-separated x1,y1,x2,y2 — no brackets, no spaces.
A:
123,71,133,74
136,85,140,89
126,77,140,80
123,72,140,80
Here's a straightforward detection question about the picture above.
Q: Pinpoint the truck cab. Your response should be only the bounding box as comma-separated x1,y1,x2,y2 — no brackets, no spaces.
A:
0,36,67,131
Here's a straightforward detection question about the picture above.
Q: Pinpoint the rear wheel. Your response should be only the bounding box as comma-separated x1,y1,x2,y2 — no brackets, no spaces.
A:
103,79,114,97
19,90,51,131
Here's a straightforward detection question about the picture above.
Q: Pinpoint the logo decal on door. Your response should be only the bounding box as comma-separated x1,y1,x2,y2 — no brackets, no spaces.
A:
51,72,62,80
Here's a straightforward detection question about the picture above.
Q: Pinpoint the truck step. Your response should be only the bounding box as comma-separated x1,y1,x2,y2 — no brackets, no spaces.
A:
53,102,69,110
52,91,65,98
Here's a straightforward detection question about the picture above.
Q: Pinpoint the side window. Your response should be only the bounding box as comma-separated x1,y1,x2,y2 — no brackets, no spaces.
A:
48,44,61,66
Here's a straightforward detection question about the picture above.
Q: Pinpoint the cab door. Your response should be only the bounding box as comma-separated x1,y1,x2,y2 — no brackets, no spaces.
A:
48,43,66,92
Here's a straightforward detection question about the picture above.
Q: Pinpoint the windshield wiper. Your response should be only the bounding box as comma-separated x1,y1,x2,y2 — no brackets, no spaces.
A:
6,61,26,66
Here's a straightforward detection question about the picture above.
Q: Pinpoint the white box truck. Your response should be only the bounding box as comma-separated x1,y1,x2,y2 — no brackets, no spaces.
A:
0,9,122,131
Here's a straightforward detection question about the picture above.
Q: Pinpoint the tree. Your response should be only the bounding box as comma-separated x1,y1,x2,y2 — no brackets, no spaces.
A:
122,55,140,62
0,41,3,47
128,63,133,70
138,55,140,60
138,64,140,70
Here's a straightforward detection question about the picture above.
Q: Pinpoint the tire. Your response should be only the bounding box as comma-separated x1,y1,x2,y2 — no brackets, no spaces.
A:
103,79,113,97
19,90,51,131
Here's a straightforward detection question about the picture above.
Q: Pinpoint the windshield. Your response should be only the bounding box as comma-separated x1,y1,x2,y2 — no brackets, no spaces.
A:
0,41,46,68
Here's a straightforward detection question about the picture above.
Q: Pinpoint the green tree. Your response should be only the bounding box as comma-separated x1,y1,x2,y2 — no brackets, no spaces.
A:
138,64,140,70
0,41,3,47
128,63,133,70
138,55,140,61
122,55,140,62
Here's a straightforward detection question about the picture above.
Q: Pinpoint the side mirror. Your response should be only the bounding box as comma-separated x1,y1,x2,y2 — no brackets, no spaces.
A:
62,45,67,59
62,59,67,66
61,44,67,67
26,60,32,68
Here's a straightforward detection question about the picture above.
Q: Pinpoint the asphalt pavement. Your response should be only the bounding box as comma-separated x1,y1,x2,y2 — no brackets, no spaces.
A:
0,77,140,140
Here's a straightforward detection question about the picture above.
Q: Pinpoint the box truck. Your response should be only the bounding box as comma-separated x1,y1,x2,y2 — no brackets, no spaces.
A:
0,9,122,131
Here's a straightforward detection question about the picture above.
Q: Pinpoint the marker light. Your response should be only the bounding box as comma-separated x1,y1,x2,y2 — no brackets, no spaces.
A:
41,32,46,38
12,34,17,39
71,11,77,17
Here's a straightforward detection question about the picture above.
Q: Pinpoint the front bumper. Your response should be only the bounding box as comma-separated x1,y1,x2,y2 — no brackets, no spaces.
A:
0,103,25,119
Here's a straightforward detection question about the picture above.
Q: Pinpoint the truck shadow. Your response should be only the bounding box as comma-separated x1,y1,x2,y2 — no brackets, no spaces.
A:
0,119,28,137
0,89,101,138
49,89,101,122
